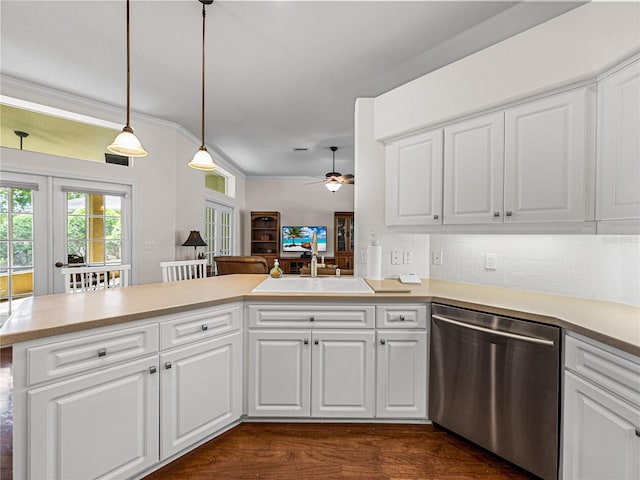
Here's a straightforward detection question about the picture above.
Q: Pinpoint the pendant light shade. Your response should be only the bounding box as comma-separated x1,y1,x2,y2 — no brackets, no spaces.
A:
189,0,217,171
325,180,342,193
108,0,147,158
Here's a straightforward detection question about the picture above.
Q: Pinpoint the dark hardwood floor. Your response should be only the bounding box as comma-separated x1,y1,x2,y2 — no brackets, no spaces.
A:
144,423,534,480
0,348,532,480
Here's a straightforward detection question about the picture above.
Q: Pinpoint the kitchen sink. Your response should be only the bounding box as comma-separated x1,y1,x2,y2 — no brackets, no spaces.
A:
252,276,374,294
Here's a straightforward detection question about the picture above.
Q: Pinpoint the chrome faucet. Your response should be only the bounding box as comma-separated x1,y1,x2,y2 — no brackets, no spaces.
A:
310,231,318,277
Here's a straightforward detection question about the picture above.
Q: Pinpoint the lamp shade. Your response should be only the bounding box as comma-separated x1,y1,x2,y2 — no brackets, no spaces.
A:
108,128,148,157
182,230,207,247
325,180,342,193
188,147,216,171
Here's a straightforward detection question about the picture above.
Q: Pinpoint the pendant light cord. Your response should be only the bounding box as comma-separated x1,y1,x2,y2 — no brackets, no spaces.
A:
125,0,132,130
201,2,206,149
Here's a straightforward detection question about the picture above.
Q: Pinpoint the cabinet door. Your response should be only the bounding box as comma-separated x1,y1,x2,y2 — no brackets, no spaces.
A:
563,371,640,480
444,112,505,224
247,330,311,417
596,60,640,221
28,356,159,480
311,330,375,418
504,88,594,223
160,331,242,460
385,129,443,226
376,331,427,418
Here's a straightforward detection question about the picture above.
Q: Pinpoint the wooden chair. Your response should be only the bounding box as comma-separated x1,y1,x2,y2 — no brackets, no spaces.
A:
160,259,207,282
213,256,268,275
61,265,131,293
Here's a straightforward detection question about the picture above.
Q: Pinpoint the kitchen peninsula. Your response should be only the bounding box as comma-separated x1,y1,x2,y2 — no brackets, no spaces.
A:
2,275,638,480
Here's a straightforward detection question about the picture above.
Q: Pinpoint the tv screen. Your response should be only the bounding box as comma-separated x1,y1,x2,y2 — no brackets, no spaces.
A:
282,226,327,252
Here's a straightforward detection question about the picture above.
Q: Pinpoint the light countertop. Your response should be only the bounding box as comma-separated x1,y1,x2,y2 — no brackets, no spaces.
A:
1,275,638,356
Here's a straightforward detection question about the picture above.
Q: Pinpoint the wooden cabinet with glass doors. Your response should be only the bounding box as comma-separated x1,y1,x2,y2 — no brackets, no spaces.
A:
250,211,280,267
334,212,354,270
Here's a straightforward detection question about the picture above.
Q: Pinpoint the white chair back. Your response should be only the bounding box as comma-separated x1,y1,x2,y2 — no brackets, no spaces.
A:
61,264,131,293
160,259,207,282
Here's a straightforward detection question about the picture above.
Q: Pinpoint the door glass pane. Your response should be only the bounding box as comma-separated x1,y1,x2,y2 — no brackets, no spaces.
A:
67,215,86,239
67,192,85,212
67,240,86,260
105,241,121,262
1,187,35,322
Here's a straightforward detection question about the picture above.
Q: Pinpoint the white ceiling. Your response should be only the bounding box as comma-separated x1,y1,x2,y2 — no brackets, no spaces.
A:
0,1,584,178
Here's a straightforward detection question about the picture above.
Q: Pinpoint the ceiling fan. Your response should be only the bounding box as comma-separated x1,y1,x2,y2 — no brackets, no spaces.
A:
307,146,354,193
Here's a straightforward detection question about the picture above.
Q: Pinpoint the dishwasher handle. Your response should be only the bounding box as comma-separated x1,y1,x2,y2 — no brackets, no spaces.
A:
432,314,555,347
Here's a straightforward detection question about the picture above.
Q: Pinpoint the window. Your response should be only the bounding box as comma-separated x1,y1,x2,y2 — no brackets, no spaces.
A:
205,201,233,274
0,185,35,320
66,192,123,265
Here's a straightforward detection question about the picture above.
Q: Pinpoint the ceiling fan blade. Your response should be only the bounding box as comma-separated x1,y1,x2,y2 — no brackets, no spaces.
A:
338,174,354,184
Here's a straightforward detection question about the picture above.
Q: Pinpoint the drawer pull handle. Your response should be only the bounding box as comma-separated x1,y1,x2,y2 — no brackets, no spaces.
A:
310,316,315,322
165,362,172,370
433,214,439,220
493,211,500,217
314,339,319,345
635,428,640,438
399,315,405,322
201,324,208,331
506,211,513,217
380,339,386,345
304,339,309,345
149,366,157,374
97,348,107,357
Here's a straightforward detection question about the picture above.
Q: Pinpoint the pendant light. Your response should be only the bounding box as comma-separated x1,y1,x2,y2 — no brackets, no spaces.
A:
188,0,217,171
325,146,342,193
108,0,147,157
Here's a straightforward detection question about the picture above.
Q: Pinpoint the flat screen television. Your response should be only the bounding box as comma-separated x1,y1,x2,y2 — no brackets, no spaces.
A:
282,226,327,252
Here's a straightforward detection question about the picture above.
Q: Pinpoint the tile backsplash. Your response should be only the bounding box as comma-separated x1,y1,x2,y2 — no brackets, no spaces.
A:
430,235,640,306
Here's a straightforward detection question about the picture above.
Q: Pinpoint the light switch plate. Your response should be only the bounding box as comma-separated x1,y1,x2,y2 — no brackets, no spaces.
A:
485,253,497,270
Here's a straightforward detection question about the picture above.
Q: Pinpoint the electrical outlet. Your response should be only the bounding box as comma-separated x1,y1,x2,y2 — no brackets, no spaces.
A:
485,253,497,270
390,250,400,265
403,250,413,264
431,250,443,265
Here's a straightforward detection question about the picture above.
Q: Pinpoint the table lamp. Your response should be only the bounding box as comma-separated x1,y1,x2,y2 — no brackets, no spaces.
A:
182,230,207,259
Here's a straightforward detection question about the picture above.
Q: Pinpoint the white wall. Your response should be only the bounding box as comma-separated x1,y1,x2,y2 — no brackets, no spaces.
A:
430,234,640,307
1,76,244,285
354,98,430,279
244,177,354,258
374,2,640,140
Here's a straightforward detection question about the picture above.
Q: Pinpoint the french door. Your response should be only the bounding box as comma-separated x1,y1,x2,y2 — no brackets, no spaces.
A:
52,178,132,294
205,200,233,274
0,172,47,323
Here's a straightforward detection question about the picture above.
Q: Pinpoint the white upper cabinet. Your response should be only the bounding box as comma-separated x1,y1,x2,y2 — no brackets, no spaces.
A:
385,129,443,226
596,60,640,221
444,113,505,225
504,88,595,223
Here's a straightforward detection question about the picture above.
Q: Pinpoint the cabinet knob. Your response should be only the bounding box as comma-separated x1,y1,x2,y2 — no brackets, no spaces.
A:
380,339,386,345
309,316,315,322
304,339,309,345
314,339,319,345
399,315,405,322
164,362,172,370
97,348,107,357
433,214,439,220
149,366,157,374
505,211,513,217
201,324,208,331
493,211,500,217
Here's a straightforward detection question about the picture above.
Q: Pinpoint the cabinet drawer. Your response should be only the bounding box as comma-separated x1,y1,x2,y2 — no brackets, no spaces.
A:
565,334,640,407
27,323,159,386
160,303,241,350
376,304,428,328
248,304,374,328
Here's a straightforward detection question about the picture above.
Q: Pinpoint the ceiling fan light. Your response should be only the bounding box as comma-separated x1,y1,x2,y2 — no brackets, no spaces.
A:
188,146,217,171
107,128,148,157
326,181,342,193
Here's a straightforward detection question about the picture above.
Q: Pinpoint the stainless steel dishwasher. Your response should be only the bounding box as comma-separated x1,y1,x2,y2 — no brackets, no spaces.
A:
429,304,560,480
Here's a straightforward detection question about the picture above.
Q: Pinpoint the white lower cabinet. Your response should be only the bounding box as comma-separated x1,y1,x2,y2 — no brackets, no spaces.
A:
376,331,427,418
160,331,242,459
248,329,375,418
562,334,640,480
28,355,159,480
